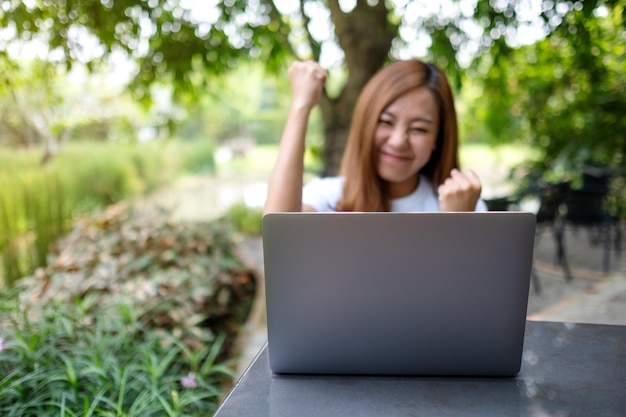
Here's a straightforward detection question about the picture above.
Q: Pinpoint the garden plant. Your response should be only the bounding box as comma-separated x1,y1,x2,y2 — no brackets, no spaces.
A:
0,202,256,416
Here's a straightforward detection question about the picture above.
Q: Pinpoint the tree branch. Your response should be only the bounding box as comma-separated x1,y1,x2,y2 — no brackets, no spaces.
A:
299,0,322,61
263,0,298,58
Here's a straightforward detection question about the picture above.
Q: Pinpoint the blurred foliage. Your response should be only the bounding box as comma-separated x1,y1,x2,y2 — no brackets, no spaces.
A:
0,54,294,164
475,1,625,177
0,203,256,416
0,173,70,289
180,63,294,146
0,1,622,178
4,0,614,174
0,56,143,163
0,140,215,287
223,203,263,236
0,0,292,105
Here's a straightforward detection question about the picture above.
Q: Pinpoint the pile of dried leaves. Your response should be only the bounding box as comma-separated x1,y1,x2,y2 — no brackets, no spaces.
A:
17,202,256,358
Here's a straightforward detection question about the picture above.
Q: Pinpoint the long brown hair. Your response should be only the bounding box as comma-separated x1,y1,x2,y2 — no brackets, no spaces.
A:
337,59,460,212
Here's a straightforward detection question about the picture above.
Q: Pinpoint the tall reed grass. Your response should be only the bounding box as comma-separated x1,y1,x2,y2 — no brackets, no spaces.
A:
0,140,215,288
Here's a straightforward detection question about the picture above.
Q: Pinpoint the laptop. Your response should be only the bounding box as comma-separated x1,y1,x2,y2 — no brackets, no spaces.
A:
262,212,536,376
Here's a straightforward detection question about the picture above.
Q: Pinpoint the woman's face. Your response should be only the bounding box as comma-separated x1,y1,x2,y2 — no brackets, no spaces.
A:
374,87,439,198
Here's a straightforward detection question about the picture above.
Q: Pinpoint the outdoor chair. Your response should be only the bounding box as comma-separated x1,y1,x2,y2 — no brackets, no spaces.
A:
563,166,623,273
484,197,513,211
529,181,574,293
484,194,545,293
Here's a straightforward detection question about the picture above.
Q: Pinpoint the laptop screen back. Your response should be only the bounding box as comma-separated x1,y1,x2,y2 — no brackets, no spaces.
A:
262,212,536,376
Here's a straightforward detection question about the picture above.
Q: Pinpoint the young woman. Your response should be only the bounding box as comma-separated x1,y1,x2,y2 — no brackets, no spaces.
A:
264,59,486,213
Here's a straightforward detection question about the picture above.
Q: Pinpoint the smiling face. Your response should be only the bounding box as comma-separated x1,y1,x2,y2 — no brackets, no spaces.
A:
338,60,458,212
374,87,439,198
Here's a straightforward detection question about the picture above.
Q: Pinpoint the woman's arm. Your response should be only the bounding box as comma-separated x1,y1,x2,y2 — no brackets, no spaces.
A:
264,61,327,213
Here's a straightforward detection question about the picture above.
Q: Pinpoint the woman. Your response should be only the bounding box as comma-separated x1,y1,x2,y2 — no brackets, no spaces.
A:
264,59,485,213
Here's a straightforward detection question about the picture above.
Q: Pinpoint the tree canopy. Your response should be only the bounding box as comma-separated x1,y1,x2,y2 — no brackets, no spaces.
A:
1,0,623,174
477,1,625,174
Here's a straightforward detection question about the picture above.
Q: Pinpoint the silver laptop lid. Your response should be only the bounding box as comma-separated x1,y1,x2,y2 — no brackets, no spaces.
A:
262,212,536,376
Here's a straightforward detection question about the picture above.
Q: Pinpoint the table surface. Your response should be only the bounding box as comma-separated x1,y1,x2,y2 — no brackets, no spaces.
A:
214,321,626,417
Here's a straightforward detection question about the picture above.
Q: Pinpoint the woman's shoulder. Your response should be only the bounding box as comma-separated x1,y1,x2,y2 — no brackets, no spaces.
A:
302,176,344,212
306,175,344,185
303,176,346,193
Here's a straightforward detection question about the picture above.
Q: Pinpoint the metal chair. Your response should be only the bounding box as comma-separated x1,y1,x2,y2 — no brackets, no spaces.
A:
563,166,622,273
484,197,513,212
530,181,574,293
484,194,551,294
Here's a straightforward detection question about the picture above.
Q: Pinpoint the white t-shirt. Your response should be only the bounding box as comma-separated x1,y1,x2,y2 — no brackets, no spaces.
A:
302,175,487,212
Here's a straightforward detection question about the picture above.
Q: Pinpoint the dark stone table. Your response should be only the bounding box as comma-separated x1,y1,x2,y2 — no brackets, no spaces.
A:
215,321,626,416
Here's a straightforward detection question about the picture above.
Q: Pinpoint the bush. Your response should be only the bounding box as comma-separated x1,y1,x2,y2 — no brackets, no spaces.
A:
176,140,216,174
0,203,256,416
0,295,230,416
222,203,263,236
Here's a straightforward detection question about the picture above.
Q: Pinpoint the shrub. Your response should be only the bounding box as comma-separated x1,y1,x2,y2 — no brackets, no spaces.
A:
223,203,263,236
0,295,230,416
0,203,256,416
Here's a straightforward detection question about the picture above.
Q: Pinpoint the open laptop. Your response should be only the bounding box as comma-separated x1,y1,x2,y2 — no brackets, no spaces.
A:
262,212,536,376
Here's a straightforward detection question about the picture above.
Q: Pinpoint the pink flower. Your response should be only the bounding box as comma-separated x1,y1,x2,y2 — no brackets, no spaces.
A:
0,338,8,351
181,372,197,389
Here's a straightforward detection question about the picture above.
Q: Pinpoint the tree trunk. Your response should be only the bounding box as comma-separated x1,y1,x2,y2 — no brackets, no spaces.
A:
320,0,398,176
40,133,59,166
